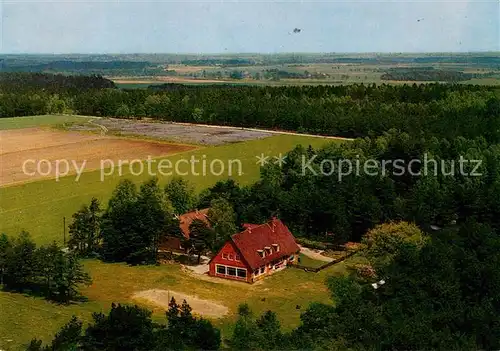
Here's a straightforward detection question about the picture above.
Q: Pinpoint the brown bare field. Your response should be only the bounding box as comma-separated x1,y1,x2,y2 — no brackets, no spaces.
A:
0,128,196,186
133,289,229,318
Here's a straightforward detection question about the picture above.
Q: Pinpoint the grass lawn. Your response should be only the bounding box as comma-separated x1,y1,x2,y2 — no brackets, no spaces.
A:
298,253,328,269
0,259,347,350
0,115,95,130
0,133,334,245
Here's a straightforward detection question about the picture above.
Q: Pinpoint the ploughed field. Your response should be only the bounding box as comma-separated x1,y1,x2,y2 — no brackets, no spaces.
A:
0,128,196,186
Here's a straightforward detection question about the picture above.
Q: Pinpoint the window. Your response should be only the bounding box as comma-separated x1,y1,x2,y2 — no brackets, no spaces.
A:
257,249,264,257
260,267,265,274
222,253,228,259
216,265,226,275
237,269,247,278
229,254,234,260
265,246,271,255
227,267,237,276
235,254,241,261
272,243,280,252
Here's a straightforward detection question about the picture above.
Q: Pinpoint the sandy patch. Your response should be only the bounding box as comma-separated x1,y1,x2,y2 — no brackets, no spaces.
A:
133,289,229,318
0,128,195,186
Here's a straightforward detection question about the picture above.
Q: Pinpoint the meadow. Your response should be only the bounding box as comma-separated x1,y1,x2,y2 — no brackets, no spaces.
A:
1,256,346,350
0,114,95,130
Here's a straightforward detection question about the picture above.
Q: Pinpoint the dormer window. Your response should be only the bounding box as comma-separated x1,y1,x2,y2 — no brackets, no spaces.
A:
257,249,264,258
265,246,271,255
272,243,280,252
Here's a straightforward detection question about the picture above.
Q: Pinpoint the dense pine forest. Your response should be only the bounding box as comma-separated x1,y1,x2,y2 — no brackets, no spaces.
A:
1,73,499,142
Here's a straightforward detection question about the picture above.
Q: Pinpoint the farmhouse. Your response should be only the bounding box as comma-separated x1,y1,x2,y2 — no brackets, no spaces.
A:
160,208,210,252
209,217,300,283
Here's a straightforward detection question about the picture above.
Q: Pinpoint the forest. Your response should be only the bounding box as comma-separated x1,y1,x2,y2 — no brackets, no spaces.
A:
380,67,495,82
1,73,499,143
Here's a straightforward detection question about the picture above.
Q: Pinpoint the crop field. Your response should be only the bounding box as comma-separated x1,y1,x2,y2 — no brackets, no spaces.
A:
0,117,335,245
0,128,196,186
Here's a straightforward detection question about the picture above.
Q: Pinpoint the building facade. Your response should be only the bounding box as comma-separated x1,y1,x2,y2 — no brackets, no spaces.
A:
159,208,210,252
209,218,300,283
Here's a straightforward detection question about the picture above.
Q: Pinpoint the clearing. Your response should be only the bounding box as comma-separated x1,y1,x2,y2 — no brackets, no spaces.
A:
0,256,339,350
0,128,195,186
133,289,229,318
69,118,273,145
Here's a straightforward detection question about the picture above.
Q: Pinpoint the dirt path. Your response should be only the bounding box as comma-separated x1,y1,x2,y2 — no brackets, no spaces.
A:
299,245,334,262
133,289,229,318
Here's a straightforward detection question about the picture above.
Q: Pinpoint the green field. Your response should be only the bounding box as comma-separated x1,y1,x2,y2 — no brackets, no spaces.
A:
298,253,329,269
0,114,95,130
0,255,340,350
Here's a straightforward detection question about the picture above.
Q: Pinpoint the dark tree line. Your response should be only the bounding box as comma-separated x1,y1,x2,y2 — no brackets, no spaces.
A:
28,299,221,351
198,130,500,244
73,83,500,142
0,72,115,93
0,231,91,303
68,177,238,265
286,220,500,350
380,67,496,82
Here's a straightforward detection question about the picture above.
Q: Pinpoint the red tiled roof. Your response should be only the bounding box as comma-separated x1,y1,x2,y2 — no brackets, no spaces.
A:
179,208,210,238
231,218,300,270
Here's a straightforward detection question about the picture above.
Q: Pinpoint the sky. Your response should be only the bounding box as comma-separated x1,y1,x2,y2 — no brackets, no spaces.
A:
1,0,499,54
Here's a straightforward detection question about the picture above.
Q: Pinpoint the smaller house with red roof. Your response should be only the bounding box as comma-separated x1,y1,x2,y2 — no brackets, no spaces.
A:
208,218,300,283
160,208,210,252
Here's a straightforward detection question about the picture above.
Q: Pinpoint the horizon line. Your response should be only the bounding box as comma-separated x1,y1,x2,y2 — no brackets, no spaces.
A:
1,51,499,56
